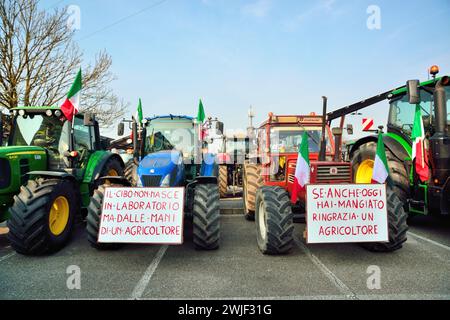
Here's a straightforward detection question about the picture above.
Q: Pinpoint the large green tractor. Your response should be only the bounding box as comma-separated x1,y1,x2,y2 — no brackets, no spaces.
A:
328,67,449,219
0,106,124,255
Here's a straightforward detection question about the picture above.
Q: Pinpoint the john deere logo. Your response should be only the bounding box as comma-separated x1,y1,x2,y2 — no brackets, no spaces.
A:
330,167,338,175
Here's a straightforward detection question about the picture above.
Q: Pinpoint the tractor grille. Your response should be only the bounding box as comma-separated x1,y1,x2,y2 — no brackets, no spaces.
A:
0,158,11,189
316,164,352,183
288,164,352,184
142,175,162,187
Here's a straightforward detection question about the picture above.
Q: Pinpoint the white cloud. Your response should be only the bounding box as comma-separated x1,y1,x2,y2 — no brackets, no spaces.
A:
241,0,272,18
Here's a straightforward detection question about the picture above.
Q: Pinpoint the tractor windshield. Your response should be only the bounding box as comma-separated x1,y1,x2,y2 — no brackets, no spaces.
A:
388,86,450,136
10,115,67,151
224,139,247,154
269,126,331,154
146,118,195,157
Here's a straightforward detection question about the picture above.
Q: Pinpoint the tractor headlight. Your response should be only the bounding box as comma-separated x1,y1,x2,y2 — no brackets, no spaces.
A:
18,110,25,116
160,174,171,187
46,110,53,117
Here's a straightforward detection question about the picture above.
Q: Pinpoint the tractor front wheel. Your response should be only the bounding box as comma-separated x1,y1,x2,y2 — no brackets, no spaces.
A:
243,163,263,221
359,186,408,252
86,184,123,250
219,165,228,198
125,159,139,186
7,178,78,255
255,186,294,255
193,184,220,250
352,142,409,205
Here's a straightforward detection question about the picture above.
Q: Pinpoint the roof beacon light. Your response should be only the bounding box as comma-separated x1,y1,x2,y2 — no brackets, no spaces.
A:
430,65,440,76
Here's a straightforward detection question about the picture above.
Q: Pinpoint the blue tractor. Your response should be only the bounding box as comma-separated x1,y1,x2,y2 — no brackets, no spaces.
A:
87,115,223,250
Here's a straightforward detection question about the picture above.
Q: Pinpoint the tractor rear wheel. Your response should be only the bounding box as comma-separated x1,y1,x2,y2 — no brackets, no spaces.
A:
86,184,123,250
243,163,263,221
125,159,139,186
360,186,408,252
255,186,294,255
352,142,409,204
219,165,228,198
7,178,78,255
193,184,220,250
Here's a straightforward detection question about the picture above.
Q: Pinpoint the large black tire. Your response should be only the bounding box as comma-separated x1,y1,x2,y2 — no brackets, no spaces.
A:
86,184,123,250
255,186,294,255
360,186,408,252
99,157,124,178
125,159,139,186
243,163,263,221
219,165,228,198
7,178,78,255
352,142,409,204
193,184,220,250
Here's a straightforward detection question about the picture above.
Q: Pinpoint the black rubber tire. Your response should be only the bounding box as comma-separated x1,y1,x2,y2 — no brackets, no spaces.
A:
7,178,78,255
86,184,123,250
359,186,408,252
352,142,409,205
192,184,220,250
243,163,263,221
98,157,124,182
125,159,138,186
219,165,228,198
255,186,294,255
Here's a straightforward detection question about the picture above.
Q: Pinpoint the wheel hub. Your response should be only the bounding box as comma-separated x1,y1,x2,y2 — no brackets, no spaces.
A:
49,196,70,236
355,159,374,184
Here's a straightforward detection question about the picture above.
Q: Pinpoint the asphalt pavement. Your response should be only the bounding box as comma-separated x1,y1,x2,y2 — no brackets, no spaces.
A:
0,198,449,300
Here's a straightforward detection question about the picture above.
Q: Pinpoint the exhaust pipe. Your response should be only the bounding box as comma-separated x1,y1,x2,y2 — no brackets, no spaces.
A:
319,96,328,161
434,76,449,135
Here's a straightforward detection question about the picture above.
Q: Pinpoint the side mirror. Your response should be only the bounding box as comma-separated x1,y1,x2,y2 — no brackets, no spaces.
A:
83,113,95,126
407,80,421,105
117,122,125,136
216,121,224,135
346,124,353,135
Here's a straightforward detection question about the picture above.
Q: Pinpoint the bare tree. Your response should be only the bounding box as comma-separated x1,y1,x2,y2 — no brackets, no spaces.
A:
0,0,127,126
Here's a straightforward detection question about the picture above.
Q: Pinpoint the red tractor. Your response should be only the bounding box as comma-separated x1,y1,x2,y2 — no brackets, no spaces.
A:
243,104,407,254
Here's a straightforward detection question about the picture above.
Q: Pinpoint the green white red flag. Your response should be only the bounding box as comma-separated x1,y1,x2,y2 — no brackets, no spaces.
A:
371,133,389,184
197,99,207,140
411,104,430,182
291,132,310,203
61,69,82,121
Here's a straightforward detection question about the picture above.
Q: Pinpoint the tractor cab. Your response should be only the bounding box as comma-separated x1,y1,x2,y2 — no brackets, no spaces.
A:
256,114,351,204
136,115,195,187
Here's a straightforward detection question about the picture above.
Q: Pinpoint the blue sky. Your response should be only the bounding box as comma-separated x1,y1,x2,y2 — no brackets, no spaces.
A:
46,0,450,138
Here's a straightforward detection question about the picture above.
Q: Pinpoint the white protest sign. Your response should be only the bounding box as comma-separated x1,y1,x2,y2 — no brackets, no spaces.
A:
306,184,388,244
98,187,184,244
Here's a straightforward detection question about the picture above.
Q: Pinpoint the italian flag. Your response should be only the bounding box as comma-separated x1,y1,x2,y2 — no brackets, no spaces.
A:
61,69,82,121
136,98,144,124
371,133,389,184
291,132,310,204
197,99,207,140
411,104,430,182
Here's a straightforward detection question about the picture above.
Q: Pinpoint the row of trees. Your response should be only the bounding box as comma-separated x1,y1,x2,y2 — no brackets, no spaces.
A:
0,0,127,126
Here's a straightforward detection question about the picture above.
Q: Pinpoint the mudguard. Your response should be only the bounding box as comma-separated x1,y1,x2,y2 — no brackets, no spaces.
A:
349,134,411,163
83,152,125,184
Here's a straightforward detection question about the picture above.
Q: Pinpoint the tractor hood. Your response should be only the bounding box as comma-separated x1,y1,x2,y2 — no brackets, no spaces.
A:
0,145,48,222
0,145,47,157
137,150,183,187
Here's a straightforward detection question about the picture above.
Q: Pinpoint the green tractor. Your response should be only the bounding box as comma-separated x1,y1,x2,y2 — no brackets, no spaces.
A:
0,106,124,255
328,67,450,218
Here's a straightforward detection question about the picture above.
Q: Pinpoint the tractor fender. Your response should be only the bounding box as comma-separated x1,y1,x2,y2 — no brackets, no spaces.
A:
27,171,76,181
83,152,125,184
349,135,411,164
195,176,218,185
